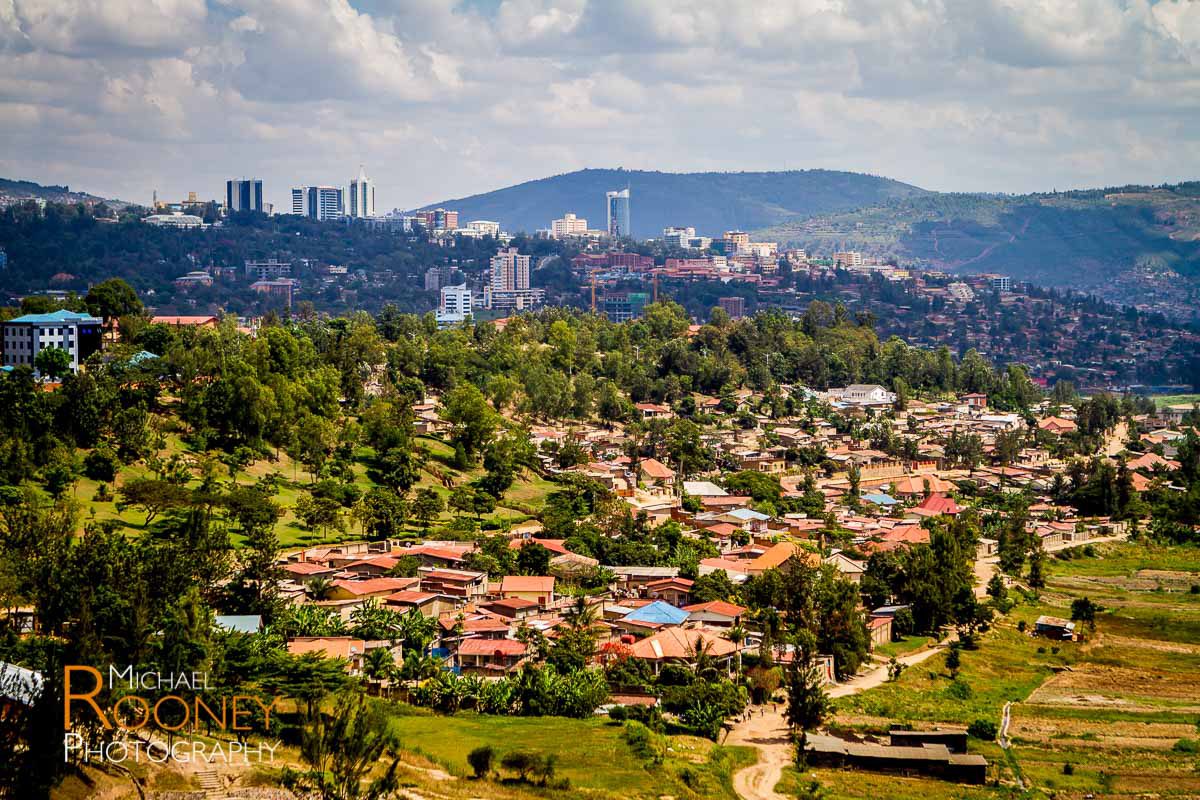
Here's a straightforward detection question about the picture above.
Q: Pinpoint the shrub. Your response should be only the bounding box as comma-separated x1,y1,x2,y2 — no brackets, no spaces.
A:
83,448,119,482
1173,738,1199,754
467,745,494,779
1017,620,1027,633
945,680,973,700
500,750,548,783
608,705,628,723
623,720,667,765
1062,762,1075,775
967,719,998,740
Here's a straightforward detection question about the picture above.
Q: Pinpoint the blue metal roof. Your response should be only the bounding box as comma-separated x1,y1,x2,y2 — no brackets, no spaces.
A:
622,600,690,626
862,493,900,506
8,309,100,324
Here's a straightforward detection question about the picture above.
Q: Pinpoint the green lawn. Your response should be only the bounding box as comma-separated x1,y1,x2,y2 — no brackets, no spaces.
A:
871,635,934,660
1150,393,1200,408
383,705,754,799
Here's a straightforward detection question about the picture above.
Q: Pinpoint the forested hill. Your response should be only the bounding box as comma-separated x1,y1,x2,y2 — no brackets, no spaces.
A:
0,176,108,204
755,184,1200,313
417,168,929,238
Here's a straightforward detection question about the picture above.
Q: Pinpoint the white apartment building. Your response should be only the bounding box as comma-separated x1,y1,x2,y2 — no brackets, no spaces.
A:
291,186,344,220
436,284,473,326
551,213,588,238
349,167,375,219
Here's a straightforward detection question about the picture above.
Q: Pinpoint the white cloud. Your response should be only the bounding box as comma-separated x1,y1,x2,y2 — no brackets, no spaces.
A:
1,0,1199,209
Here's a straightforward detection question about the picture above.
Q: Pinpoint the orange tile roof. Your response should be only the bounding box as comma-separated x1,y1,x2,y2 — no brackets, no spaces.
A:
500,576,555,593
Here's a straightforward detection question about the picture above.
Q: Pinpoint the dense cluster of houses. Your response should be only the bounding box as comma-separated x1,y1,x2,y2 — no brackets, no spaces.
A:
269,387,1194,684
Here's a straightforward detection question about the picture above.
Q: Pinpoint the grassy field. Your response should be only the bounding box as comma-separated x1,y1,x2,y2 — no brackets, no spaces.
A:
818,540,1200,799
870,634,936,660
70,419,556,549
1151,393,1200,409
383,705,756,799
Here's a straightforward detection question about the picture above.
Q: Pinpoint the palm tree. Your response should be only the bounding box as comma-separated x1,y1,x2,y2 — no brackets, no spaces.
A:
364,646,398,683
724,623,747,676
304,576,334,601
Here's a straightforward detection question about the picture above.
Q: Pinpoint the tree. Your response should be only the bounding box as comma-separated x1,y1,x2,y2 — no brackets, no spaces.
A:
296,493,346,538
34,346,71,381
1070,597,1101,632
283,692,400,800
467,745,495,779
411,488,444,529
1027,544,1046,592
442,383,498,463
945,642,962,679
119,478,191,525
516,541,552,576
724,623,747,675
450,485,476,517
85,277,143,322
351,488,408,539
785,653,831,766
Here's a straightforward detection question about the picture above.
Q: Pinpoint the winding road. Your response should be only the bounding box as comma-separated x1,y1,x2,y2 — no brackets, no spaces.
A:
727,644,951,799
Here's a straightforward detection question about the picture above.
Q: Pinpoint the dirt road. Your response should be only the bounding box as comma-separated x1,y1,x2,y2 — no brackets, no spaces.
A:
726,705,792,800
728,643,949,799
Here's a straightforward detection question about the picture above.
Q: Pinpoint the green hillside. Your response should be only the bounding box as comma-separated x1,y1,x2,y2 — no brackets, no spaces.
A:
418,167,929,238
755,184,1200,299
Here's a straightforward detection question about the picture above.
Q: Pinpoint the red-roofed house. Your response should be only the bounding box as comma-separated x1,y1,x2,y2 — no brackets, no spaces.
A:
639,458,676,490
499,576,556,606
682,601,746,627
915,493,962,516
418,568,488,600
326,577,419,601
628,627,738,674
287,637,366,673
644,577,694,606
457,637,528,675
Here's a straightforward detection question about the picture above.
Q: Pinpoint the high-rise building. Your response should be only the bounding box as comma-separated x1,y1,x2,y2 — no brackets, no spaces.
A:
550,213,588,238
485,248,543,310
226,179,264,213
718,296,746,320
424,266,442,292
606,188,631,238
436,284,473,326
991,275,1012,293
724,231,750,253
490,248,531,292
291,186,344,220
349,166,375,219
415,208,458,232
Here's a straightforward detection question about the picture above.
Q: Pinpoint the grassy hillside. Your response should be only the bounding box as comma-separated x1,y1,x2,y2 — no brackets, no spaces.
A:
756,185,1200,297
820,540,1200,799
418,168,929,238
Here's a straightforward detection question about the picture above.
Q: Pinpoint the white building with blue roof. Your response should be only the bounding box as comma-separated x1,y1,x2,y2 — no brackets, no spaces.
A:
2,309,103,376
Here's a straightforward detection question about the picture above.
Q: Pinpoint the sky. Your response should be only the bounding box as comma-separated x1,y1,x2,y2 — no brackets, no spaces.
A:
2,0,1200,211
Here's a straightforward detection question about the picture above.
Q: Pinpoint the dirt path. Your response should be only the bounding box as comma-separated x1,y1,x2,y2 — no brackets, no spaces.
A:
1104,421,1128,456
728,644,951,799
726,705,792,800
827,643,950,698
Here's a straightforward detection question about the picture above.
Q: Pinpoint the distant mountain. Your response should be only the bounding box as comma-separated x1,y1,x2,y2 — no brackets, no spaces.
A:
418,168,929,238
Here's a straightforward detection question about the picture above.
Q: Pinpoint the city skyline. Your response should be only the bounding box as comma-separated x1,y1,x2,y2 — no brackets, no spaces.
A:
4,1,1200,211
